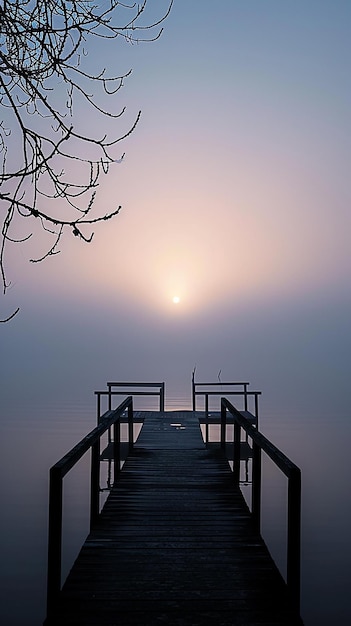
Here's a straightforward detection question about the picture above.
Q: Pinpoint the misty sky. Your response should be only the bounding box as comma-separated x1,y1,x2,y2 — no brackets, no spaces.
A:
1,0,350,416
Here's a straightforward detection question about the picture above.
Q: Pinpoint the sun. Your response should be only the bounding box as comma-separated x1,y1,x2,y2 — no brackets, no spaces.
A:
172,296,180,304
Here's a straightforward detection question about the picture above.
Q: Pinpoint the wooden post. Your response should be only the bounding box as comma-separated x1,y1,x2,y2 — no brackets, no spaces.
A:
128,399,134,451
96,392,101,425
160,382,165,411
233,422,241,486
108,384,112,411
220,400,226,451
252,441,261,532
107,385,112,443
90,441,100,529
113,419,120,482
46,467,63,615
244,383,248,411
205,394,209,443
192,371,196,411
254,393,259,429
287,469,301,613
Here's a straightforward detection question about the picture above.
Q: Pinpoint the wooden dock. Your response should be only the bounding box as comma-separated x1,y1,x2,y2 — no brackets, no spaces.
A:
45,410,303,625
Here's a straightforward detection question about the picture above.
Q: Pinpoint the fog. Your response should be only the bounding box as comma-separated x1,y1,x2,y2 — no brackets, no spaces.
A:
1,276,350,421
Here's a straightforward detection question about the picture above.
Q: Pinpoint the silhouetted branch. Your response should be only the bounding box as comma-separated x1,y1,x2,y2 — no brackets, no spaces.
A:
0,0,173,320
0,306,19,322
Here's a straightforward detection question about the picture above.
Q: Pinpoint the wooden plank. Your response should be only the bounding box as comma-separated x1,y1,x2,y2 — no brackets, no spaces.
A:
45,411,303,625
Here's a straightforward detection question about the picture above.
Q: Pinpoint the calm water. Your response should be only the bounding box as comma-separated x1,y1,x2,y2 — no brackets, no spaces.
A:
0,390,350,625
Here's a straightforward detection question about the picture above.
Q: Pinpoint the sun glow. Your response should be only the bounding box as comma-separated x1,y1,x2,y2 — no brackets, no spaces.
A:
172,296,180,304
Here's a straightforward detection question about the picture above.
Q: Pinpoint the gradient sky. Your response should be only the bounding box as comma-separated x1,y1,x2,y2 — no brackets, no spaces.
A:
1,0,350,414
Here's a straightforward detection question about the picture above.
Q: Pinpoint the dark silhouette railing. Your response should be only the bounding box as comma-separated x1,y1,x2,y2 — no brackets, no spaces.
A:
220,397,301,615
192,373,260,414
192,372,261,441
192,375,250,411
46,396,134,616
95,381,165,417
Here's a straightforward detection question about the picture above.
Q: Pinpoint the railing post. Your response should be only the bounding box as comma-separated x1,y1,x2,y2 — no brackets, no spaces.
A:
96,392,101,425
254,392,259,429
128,398,134,451
192,371,196,411
220,400,226,451
107,385,112,443
233,421,241,486
90,441,100,529
108,384,112,411
113,418,121,482
244,383,248,411
46,467,63,616
287,469,301,614
205,394,209,443
252,441,261,532
160,383,165,411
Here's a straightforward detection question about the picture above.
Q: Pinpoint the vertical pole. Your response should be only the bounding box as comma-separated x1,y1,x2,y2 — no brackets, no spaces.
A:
46,467,63,615
244,383,248,411
245,459,249,483
255,393,259,429
90,441,100,530
96,392,101,425
113,418,120,483
220,400,226,451
244,384,249,443
160,383,165,412
108,385,112,411
252,441,261,532
128,398,134,451
107,385,112,444
233,421,241,486
107,459,112,489
205,394,209,443
192,371,196,411
287,470,301,615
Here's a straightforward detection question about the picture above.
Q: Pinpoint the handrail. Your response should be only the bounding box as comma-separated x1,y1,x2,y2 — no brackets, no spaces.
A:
192,374,260,443
46,397,134,616
220,397,301,615
96,381,165,413
192,373,260,415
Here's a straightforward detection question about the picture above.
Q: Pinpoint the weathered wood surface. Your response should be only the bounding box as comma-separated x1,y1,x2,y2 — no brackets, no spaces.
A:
45,411,303,625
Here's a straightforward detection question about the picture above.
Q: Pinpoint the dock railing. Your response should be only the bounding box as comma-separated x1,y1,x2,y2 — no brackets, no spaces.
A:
192,374,260,441
95,381,165,416
221,397,301,615
46,397,134,616
192,374,259,415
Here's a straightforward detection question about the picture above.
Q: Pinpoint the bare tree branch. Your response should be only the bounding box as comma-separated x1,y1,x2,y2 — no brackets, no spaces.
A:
0,305,19,322
0,0,173,321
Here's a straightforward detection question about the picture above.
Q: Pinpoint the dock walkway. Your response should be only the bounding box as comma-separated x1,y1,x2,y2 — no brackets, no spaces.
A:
45,411,302,625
